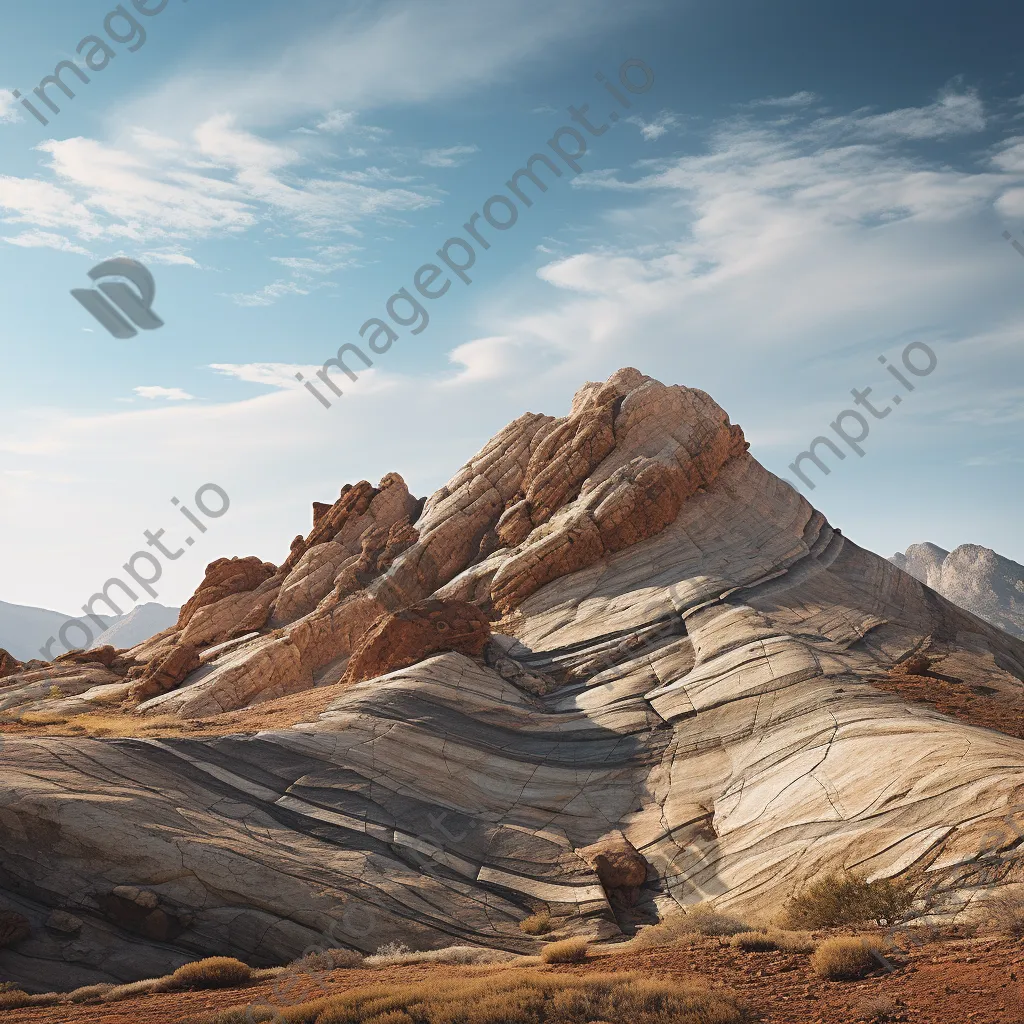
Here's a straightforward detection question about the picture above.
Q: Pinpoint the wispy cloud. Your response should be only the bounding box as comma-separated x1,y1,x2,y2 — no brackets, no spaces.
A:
746,90,819,109
134,386,195,401
1,230,93,256
420,144,479,167
627,110,678,141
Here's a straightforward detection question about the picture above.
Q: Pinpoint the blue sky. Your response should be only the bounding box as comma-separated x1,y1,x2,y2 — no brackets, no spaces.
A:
1,0,1023,613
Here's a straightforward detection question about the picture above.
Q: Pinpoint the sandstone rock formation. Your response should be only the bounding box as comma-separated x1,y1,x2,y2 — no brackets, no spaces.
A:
344,599,492,684
892,542,1024,640
0,369,1023,993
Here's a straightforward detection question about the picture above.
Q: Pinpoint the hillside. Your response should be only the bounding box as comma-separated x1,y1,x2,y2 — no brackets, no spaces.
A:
891,542,1024,640
0,368,1022,996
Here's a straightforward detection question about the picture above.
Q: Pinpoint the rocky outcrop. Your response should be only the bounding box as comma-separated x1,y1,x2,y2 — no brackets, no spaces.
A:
1,369,1024,993
128,642,201,702
578,833,650,906
0,649,23,679
176,556,277,631
344,599,492,684
892,542,1024,640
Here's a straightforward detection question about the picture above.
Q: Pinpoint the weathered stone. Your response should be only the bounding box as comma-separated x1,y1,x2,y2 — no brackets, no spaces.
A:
45,910,82,935
0,649,23,679
177,556,277,631
128,642,201,702
578,832,650,891
344,599,492,684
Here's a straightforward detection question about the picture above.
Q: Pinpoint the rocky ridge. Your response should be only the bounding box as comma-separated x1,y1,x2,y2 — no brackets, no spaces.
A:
0,368,1022,993
891,542,1024,640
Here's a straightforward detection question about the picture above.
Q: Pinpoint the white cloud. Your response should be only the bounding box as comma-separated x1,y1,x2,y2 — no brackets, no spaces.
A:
421,145,479,168
627,110,678,141
1,230,93,256
113,0,635,133
0,119,440,248
134,386,196,401
844,86,985,140
209,363,322,389
746,91,819,109
0,89,22,124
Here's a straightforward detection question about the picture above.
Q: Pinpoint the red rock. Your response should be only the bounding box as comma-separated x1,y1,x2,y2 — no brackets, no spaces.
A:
344,599,492,684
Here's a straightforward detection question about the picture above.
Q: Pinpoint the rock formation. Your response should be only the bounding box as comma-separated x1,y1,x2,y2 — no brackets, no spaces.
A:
0,368,1023,993
892,542,1024,639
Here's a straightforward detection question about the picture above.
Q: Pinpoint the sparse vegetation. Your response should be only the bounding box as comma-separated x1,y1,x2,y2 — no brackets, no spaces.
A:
730,930,778,951
183,969,745,1024
540,936,590,963
0,987,59,1010
856,994,904,1022
629,902,751,948
288,947,364,972
769,929,817,954
810,936,882,981
364,944,515,967
47,685,66,699
983,891,1024,939
520,910,553,935
783,872,916,929
167,956,254,990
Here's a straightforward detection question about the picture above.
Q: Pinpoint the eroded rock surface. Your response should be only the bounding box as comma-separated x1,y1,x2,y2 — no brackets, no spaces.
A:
1,369,1023,993
344,599,492,684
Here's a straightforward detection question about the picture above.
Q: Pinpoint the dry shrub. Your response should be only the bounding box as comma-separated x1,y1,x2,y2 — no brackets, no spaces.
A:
769,930,817,954
0,989,61,1009
102,977,172,1001
810,936,881,981
783,873,915,929
856,994,904,1022
983,892,1024,939
67,982,116,1003
630,903,750,949
364,944,514,968
730,930,777,952
540,937,590,963
184,969,746,1024
520,911,553,935
168,956,253,990
289,947,365,972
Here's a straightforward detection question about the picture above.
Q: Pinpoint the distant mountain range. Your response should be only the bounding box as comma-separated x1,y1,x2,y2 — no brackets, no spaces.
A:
0,600,178,662
890,542,1024,640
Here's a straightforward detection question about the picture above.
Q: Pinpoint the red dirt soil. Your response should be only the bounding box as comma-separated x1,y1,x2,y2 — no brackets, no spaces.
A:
3,935,1022,1024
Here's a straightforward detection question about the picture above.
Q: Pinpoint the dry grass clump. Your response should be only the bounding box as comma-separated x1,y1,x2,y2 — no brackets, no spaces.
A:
983,892,1024,939
520,910,553,935
289,947,364,972
783,872,916,929
184,969,746,1024
769,929,817,954
67,982,116,1003
540,937,590,963
730,930,778,952
856,994,904,1022
364,943,515,968
168,956,254,990
630,902,750,949
102,977,173,1001
0,988,61,1009
810,936,881,981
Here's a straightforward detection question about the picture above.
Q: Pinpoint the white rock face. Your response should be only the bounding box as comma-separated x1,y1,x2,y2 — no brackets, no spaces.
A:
892,542,1024,639
1,369,1023,992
